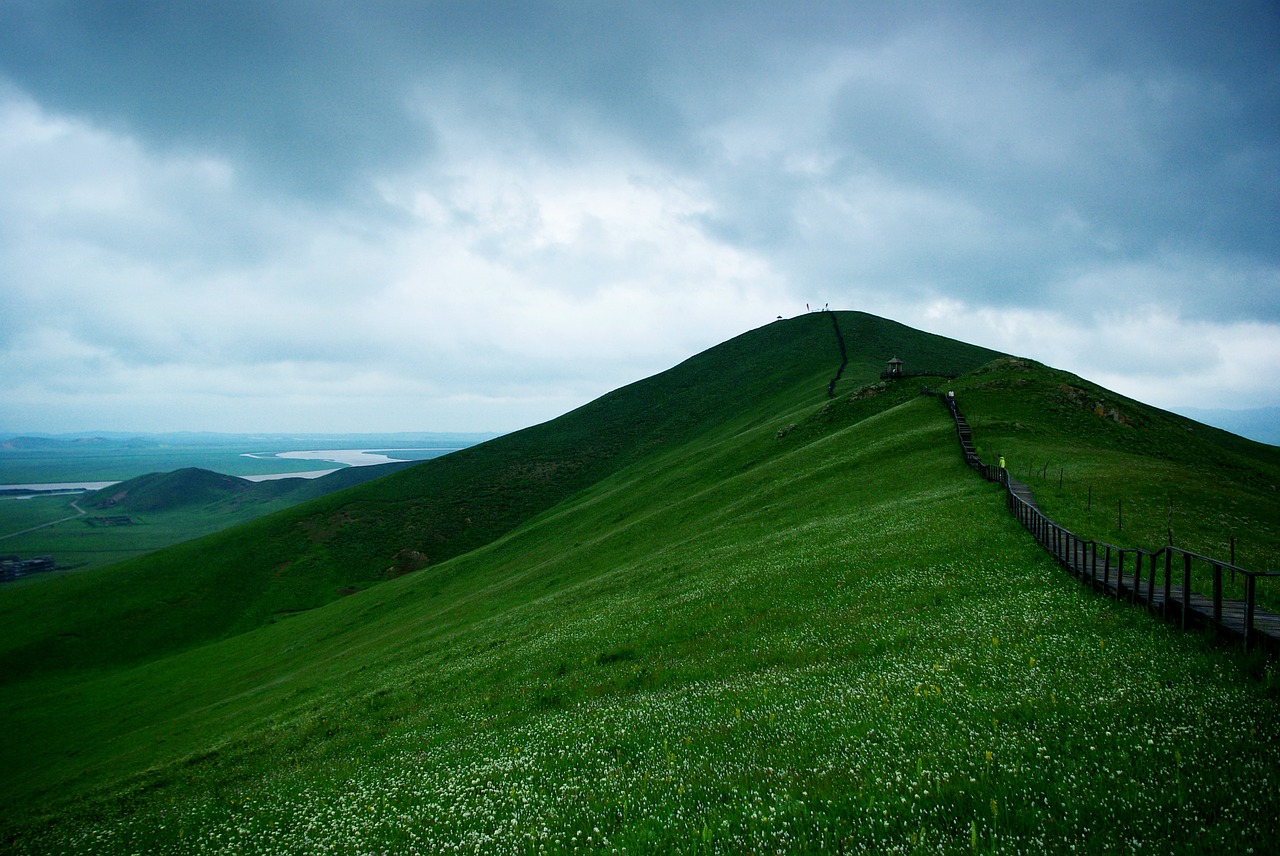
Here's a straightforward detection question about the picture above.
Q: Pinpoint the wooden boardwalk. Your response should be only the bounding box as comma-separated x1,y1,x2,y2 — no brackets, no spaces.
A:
940,393,1280,654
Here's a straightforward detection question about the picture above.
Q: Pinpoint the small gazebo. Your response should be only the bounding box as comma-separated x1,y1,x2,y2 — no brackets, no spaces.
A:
885,356,904,378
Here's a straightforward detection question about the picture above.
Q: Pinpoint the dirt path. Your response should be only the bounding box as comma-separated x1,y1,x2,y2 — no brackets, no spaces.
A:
0,499,87,541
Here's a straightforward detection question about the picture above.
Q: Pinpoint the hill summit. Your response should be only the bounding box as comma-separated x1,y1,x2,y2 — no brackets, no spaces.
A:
0,312,1003,681
2,310,1279,854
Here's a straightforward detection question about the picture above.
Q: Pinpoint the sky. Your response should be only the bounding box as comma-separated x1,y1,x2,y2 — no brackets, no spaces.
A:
1,1,1277,436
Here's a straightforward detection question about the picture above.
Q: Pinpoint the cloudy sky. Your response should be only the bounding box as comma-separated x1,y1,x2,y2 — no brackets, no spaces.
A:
1,1,1277,436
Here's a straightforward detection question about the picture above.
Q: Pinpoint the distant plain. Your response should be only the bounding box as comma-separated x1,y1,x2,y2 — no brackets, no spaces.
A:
0,433,493,574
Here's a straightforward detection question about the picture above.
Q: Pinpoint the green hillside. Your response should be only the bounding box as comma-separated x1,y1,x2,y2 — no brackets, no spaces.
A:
2,311,1278,854
0,461,419,578
87,468,276,512
955,357,1280,592
0,313,999,683
84,462,422,514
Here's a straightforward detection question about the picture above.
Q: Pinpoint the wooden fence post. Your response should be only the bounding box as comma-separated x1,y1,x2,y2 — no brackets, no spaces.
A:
1212,563,1223,626
1244,574,1257,653
1163,550,1172,619
1132,551,1142,606
1181,552,1192,630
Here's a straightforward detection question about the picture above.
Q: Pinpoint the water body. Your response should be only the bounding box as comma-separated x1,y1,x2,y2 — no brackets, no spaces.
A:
0,481,118,494
241,448,460,468
241,469,340,482
1,448,462,496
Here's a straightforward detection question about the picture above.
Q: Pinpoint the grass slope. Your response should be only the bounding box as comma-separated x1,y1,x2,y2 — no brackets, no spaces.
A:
88,468,269,512
2,313,1278,854
955,357,1280,607
0,313,997,683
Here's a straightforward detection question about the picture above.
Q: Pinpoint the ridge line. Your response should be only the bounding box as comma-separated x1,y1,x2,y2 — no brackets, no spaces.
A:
826,311,849,399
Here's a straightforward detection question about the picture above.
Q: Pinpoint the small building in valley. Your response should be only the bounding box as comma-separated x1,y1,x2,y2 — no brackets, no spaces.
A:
0,556,56,582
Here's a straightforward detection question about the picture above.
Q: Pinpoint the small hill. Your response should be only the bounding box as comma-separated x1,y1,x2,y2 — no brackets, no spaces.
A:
84,461,420,514
43,461,419,573
86,467,256,512
2,311,1278,853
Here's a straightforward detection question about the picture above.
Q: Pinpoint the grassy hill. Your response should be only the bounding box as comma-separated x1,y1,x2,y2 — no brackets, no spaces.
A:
0,313,999,683
0,461,419,577
84,462,424,514
87,468,284,512
2,311,1278,854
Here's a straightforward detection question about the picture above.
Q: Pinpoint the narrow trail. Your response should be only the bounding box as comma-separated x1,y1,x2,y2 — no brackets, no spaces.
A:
826,311,848,398
0,499,87,541
938,391,1280,653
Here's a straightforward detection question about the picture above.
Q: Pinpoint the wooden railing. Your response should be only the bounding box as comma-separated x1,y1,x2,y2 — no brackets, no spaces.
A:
939,392,1279,653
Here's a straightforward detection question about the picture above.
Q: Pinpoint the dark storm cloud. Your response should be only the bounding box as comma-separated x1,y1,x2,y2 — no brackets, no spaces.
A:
0,0,438,196
6,1,1274,257
1,1,1278,431
0,0,702,196
689,1,1280,322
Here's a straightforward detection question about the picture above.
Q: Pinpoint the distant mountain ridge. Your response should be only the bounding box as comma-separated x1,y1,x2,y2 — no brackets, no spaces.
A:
0,436,119,450
1174,406,1280,446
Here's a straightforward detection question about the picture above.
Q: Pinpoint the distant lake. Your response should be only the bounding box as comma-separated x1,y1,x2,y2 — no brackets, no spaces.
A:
241,448,462,467
1,447,463,496
0,481,118,494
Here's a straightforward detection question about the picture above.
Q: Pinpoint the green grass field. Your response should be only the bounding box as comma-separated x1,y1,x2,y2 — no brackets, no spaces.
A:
0,494,82,538
0,495,305,574
2,313,1277,854
956,357,1280,611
